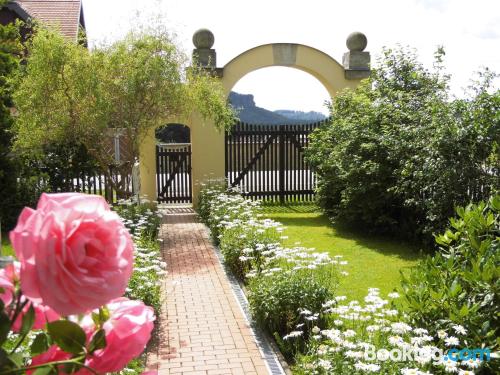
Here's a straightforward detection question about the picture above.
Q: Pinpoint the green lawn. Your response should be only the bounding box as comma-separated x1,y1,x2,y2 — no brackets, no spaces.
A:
1,235,15,257
262,204,423,302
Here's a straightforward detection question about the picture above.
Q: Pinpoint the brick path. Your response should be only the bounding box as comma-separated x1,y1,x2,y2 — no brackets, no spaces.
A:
146,208,271,375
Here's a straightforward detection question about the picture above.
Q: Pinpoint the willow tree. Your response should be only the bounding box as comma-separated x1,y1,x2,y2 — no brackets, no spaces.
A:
13,27,234,195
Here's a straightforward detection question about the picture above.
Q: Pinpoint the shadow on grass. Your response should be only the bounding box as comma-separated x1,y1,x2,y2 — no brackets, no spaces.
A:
264,208,423,262
333,221,423,262
260,202,318,213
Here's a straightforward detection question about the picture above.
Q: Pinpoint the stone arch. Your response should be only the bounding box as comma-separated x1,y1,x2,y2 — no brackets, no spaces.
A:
139,30,370,204
221,43,359,98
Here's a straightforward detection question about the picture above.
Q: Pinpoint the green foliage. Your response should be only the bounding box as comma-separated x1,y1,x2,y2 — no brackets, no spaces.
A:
306,47,499,244
47,320,86,355
292,288,490,375
16,141,100,194
13,27,235,193
0,9,22,229
113,201,161,241
247,269,333,358
402,196,499,356
31,333,50,356
114,357,145,375
88,329,106,353
198,182,285,281
248,269,332,335
219,224,279,281
2,141,102,229
197,180,228,236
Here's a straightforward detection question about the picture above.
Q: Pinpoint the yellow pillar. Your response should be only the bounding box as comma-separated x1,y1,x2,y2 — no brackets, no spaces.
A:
138,116,225,206
139,127,157,201
190,114,225,205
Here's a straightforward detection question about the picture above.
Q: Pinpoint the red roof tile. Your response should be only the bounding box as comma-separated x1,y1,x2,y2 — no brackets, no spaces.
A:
15,0,83,41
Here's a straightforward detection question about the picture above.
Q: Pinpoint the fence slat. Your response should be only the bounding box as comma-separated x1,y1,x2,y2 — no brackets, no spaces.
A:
155,144,192,203
225,119,325,201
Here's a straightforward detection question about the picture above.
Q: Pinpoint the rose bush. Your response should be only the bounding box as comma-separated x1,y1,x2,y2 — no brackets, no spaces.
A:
28,297,155,374
84,298,155,373
0,261,60,332
0,193,156,374
9,193,134,316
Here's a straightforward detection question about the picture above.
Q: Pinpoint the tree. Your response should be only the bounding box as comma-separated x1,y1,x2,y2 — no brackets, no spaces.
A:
12,27,235,195
306,46,499,244
0,0,22,228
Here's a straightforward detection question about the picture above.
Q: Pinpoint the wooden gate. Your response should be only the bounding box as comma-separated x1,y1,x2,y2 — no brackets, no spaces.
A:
225,120,326,202
156,144,192,203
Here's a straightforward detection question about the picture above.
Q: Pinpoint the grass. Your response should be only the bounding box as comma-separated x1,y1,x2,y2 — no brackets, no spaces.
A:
1,234,15,257
262,204,423,302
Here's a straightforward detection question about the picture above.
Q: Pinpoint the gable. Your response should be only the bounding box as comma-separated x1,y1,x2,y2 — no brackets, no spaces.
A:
5,0,84,41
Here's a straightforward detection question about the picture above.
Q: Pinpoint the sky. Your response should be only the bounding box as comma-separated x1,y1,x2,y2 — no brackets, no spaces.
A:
82,0,500,115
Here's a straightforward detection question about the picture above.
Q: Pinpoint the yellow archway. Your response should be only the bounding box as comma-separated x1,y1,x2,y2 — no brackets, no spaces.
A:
222,43,360,98
139,31,370,205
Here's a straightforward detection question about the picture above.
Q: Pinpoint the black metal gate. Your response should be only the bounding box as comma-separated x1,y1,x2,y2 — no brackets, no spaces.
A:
156,144,192,203
225,120,326,202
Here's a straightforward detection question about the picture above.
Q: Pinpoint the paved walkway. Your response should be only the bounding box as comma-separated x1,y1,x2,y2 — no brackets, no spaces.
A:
146,207,271,375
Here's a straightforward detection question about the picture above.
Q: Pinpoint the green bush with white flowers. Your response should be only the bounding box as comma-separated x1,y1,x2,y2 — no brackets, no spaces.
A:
198,181,341,357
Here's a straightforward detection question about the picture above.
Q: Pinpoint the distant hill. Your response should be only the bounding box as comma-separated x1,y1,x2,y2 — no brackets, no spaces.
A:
229,92,326,124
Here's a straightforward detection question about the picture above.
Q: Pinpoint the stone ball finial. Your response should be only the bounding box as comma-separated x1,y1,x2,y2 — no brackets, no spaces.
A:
193,28,214,49
346,31,367,52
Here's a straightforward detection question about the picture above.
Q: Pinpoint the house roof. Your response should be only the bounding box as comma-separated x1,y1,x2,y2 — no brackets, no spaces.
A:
8,0,84,41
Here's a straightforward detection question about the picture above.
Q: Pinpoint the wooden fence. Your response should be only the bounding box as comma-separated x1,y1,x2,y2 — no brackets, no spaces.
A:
21,168,132,205
156,144,192,203
225,120,327,202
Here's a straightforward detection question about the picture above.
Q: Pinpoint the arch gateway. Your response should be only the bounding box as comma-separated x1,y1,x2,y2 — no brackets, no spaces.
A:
138,30,371,204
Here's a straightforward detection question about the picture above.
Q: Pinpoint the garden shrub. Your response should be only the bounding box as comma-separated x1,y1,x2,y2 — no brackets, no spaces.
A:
197,181,226,224
0,14,21,230
198,181,258,243
114,200,161,241
306,47,499,244
248,268,334,359
293,289,487,374
401,195,499,370
2,141,102,231
219,222,280,281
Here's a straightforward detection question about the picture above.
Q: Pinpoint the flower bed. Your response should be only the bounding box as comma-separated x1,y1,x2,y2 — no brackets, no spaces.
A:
114,200,166,316
294,289,478,374
198,183,341,359
199,183,498,374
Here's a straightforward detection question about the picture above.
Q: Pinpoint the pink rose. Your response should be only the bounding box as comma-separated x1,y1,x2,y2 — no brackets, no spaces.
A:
10,193,134,316
28,345,72,374
11,299,60,332
0,262,19,306
86,298,155,372
0,262,59,330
